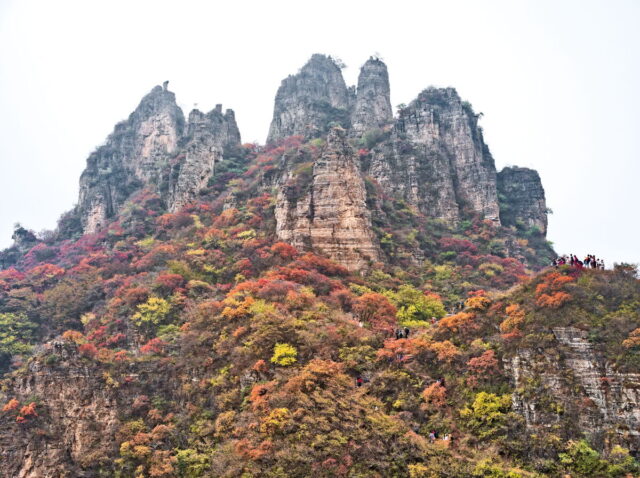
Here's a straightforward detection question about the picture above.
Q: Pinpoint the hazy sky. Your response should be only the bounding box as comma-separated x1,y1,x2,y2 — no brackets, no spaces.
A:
0,0,638,265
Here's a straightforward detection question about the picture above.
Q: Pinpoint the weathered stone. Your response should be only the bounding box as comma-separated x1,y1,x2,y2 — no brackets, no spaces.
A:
350,57,393,135
506,327,640,453
168,106,241,211
77,85,185,233
275,127,380,271
367,88,500,223
0,351,120,477
267,54,351,143
498,166,548,235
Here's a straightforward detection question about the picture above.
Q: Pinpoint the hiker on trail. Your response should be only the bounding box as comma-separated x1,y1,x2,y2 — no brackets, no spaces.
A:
428,431,436,443
395,328,403,340
404,327,410,338
356,376,363,388
431,316,437,325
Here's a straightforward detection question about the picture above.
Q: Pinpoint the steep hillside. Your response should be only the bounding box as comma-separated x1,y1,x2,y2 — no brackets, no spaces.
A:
0,54,636,477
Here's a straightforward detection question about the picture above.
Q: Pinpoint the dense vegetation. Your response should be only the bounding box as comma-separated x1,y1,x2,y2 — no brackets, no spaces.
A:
0,137,638,477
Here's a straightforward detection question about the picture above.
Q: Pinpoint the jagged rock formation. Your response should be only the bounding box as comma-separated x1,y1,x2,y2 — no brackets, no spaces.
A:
497,166,548,235
267,58,506,226
78,85,185,233
350,57,393,134
74,53,548,267
77,86,241,233
367,88,501,223
506,327,640,453
267,54,352,144
275,127,380,271
168,106,241,211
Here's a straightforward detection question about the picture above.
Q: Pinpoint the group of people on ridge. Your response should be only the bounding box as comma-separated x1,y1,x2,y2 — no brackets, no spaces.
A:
553,254,604,270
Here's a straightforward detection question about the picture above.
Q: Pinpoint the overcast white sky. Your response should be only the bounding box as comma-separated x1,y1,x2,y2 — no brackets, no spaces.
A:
0,0,638,265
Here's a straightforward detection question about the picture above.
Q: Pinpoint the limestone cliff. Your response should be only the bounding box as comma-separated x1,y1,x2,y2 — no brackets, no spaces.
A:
350,57,393,135
0,342,121,477
168,106,241,211
506,327,640,454
77,84,185,233
267,54,352,144
275,127,380,271
367,88,501,223
76,86,242,233
498,166,548,235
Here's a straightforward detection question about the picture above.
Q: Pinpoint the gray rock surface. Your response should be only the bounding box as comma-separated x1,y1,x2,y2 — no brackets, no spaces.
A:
76,86,242,232
367,88,501,224
275,127,380,271
267,54,351,143
506,326,640,453
77,85,185,233
498,166,548,235
168,106,241,211
350,57,393,135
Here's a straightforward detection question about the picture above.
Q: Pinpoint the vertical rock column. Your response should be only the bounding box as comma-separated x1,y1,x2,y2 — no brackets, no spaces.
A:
275,127,380,271
350,57,393,135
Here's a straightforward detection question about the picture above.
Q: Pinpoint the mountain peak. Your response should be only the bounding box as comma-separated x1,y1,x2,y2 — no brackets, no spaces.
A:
267,54,350,143
350,56,393,134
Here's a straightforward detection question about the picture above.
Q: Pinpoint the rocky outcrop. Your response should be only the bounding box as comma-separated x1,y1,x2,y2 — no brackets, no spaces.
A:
76,85,244,232
77,84,185,233
0,343,120,477
350,57,393,135
267,54,352,143
168,106,241,211
275,127,380,271
506,327,640,453
367,88,501,223
498,166,548,235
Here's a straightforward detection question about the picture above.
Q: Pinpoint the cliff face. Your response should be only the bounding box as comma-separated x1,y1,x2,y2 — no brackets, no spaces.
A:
275,127,380,271
77,86,241,233
267,58,506,227
506,327,640,454
168,106,241,212
0,343,120,477
350,57,393,135
267,54,352,144
364,88,501,224
498,166,548,235
77,85,185,234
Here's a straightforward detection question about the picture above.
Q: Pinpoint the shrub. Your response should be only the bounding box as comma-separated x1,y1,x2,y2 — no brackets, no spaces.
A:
132,297,171,326
422,382,447,408
78,343,98,359
270,343,297,366
559,440,606,477
353,292,397,333
460,392,512,440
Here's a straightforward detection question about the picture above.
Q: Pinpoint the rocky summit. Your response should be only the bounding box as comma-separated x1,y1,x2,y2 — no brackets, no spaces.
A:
0,54,638,478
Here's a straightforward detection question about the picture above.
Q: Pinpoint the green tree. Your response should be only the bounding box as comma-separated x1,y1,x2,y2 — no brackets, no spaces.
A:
270,343,297,366
0,312,36,370
389,285,446,326
559,440,606,477
460,392,512,440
